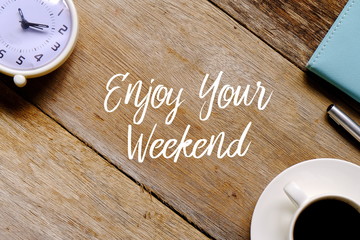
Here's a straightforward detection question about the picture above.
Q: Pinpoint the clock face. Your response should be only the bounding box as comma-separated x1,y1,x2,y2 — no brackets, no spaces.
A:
0,0,73,71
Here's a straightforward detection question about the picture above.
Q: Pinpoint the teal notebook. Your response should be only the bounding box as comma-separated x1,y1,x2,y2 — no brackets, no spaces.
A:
307,0,360,103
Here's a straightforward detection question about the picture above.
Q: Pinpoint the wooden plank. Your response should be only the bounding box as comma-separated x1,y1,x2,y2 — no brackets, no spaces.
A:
209,0,348,69
10,0,360,239
0,82,208,240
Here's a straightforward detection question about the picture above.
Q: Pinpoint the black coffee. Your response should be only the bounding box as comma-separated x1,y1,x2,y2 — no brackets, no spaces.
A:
293,199,360,240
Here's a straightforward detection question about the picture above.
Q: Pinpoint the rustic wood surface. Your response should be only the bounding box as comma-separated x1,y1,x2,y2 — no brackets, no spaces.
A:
210,0,348,70
0,82,209,240
1,0,360,239
0,82,208,240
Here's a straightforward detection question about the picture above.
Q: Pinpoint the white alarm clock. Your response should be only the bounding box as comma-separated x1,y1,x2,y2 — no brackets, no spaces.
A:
0,0,79,87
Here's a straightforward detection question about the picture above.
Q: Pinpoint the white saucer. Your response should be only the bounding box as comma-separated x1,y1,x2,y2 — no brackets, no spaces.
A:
250,158,360,240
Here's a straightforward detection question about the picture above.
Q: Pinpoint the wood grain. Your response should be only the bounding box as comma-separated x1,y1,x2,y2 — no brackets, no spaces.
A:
7,0,360,239
210,0,348,69
0,82,208,240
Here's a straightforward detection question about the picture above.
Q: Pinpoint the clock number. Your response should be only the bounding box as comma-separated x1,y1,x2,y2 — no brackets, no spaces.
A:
51,42,61,51
0,49,6,59
16,56,25,65
34,54,44,62
58,25,68,35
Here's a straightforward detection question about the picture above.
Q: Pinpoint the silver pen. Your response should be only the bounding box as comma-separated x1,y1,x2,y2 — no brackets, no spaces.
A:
327,104,360,142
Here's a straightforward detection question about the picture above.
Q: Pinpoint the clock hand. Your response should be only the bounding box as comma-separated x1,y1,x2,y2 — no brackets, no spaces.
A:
27,22,49,30
27,25,45,30
18,8,30,29
18,8,26,21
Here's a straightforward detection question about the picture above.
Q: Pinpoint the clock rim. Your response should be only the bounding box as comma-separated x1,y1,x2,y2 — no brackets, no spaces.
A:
0,0,79,79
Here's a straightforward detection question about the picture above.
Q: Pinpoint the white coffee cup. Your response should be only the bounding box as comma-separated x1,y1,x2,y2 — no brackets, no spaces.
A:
284,182,360,240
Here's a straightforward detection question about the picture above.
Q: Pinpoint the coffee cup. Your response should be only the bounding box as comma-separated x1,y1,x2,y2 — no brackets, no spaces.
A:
284,182,360,240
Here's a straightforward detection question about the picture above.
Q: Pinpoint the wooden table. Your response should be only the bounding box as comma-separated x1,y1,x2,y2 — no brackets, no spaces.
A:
1,0,359,239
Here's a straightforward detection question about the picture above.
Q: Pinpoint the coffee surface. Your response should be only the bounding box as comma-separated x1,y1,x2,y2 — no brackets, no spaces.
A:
294,199,360,240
